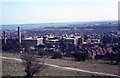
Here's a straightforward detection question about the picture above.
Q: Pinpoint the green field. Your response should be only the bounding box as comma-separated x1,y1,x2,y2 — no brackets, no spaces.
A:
2,52,119,76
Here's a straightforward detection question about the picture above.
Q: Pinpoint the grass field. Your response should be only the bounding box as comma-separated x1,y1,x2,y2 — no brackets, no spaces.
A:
2,59,92,76
2,52,120,76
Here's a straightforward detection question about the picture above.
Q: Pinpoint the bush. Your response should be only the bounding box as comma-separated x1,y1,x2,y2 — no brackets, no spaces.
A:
72,52,87,61
51,52,62,59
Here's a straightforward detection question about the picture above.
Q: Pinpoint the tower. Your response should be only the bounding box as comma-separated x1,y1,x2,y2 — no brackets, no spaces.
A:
18,27,21,44
3,31,6,44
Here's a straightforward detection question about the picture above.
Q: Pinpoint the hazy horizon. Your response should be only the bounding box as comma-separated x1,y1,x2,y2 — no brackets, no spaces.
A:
1,20,118,30
1,20,117,26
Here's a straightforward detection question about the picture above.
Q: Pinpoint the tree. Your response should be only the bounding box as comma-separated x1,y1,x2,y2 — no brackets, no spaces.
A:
59,37,66,54
51,52,62,59
21,53,47,78
72,52,87,61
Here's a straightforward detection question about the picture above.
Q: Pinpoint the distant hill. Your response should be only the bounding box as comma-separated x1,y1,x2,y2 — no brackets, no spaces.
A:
1,21,118,30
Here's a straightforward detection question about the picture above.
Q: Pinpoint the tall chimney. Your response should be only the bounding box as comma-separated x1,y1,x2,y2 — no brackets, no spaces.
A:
18,27,21,44
3,31,6,44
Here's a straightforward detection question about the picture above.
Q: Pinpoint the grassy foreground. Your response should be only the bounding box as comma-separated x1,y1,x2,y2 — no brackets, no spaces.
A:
2,52,120,76
2,59,91,76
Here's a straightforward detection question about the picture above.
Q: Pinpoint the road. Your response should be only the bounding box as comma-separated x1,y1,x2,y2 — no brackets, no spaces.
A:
1,56,120,77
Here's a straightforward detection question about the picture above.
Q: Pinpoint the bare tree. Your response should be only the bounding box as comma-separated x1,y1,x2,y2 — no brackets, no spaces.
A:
21,53,46,78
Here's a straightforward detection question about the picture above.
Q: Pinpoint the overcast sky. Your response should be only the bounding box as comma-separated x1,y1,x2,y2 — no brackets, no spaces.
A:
0,0,119,25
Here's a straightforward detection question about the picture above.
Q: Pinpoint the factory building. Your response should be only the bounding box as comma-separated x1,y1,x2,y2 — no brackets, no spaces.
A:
22,37,43,50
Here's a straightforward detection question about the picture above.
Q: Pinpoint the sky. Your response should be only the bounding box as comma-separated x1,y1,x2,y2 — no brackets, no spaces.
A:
0,0,119,25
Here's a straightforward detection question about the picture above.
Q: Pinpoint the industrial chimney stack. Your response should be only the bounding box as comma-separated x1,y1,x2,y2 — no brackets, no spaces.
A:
18,27,21,44
3,31,6,44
